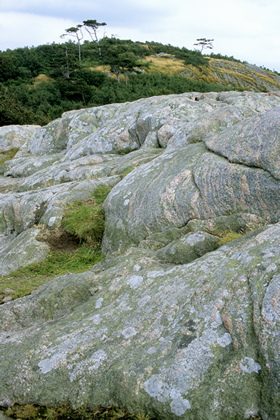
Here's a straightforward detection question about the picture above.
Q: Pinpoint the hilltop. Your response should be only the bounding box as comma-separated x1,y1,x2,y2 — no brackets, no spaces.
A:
1,38,280,126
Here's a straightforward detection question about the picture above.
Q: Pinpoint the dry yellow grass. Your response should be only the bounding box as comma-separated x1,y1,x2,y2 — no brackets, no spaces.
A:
218,67,255,81
91,56,186,76
143,55,186,74
33,73,53,84
254,72,280,87
183,63,221,84
92,65,111,73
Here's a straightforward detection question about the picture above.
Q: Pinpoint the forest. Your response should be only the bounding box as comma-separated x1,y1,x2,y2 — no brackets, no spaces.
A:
0,36,238,126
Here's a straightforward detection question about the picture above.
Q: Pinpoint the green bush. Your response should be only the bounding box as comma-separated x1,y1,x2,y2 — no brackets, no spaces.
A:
0,38,245,126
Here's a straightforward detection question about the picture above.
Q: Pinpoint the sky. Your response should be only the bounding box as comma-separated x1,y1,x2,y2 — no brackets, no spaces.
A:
0,0,279,72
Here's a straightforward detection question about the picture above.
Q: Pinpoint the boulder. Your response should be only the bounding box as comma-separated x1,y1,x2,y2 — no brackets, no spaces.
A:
1,153,63,178
204,106,280,179
15,149,161,192
186,213,267,236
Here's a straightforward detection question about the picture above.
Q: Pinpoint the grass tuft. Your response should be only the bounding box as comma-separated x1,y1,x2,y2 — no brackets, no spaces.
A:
118,166,135,178
0,245,103,300
61,184,112,246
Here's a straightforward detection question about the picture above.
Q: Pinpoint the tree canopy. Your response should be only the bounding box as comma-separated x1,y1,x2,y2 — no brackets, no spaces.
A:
194,38,214,53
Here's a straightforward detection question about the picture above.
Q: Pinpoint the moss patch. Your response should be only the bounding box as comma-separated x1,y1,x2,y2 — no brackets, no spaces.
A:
0,147,19,167
218,231,244,245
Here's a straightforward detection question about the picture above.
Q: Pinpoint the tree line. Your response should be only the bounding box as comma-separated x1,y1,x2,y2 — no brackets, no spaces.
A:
0,31,232,126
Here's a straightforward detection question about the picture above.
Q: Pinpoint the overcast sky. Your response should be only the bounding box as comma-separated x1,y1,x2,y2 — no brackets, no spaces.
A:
0,0,279,72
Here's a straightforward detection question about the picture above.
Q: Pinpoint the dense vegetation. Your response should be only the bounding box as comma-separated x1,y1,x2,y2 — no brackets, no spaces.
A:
0,38,231,126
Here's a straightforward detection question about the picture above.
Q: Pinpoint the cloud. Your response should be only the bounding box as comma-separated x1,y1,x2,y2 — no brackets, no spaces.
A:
0,13,75,50
0,0,162,22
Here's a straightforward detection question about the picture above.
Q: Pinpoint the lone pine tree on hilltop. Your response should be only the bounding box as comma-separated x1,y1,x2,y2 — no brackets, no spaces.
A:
194,38,214,53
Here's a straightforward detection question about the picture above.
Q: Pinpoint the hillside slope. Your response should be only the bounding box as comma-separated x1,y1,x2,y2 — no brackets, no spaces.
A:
94,53,280,92
207,58,280,91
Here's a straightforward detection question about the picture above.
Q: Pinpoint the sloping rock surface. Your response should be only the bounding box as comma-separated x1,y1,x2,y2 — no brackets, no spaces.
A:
0,226,279,419
0,228,50,276
0,91,280,419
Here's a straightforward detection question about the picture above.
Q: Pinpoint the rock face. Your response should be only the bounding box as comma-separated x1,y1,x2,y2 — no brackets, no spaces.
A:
0,228,50,276
0,91,280,419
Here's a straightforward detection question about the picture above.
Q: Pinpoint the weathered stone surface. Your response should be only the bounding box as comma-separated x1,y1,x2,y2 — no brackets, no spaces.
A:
0,125,40,152
204,106,280,179
0,91,280,419
155,231,220,264
186,213,267,236
102,143,280,254
0,228,50,276
103,144,206,253
16,149,161,192
0,177,120,236
0,224,279,419
2,153,63,178
0,176,22,191
0,411,12,420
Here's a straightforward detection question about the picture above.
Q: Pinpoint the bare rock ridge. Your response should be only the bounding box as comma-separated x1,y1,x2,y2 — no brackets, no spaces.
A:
0,91,280,419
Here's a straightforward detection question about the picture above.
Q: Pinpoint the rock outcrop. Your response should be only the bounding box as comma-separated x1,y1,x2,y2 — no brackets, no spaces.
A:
0,91,279,419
